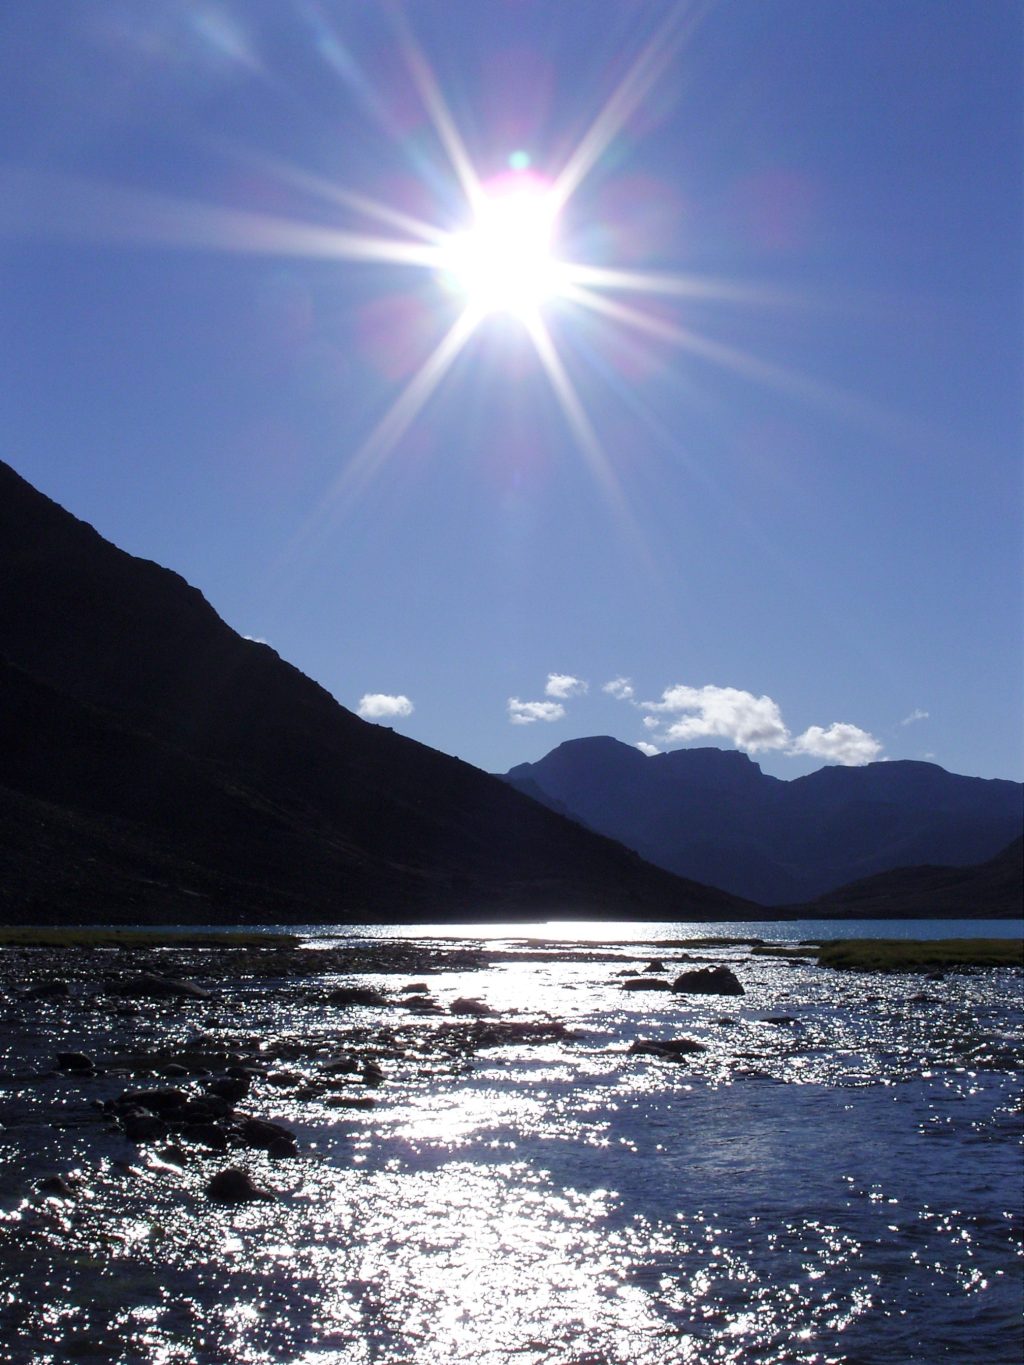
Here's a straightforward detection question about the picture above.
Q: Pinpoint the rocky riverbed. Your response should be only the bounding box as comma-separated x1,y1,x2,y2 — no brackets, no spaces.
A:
0,931,1021,1363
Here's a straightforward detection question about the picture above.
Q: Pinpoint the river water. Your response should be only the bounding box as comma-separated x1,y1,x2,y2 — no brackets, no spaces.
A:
0,919,1020,1364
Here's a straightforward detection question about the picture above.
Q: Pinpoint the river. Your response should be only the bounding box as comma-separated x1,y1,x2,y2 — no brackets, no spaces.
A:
0,918,1020,1363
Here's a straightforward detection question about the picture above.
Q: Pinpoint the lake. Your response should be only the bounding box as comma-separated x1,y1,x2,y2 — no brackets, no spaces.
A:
0,919,1020,1363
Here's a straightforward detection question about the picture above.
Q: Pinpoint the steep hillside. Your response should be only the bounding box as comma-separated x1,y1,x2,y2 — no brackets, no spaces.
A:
0,461,751,924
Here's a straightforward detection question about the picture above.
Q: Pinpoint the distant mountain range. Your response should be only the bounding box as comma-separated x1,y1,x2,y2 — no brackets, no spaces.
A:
503,737,1022,907
0,460,748,925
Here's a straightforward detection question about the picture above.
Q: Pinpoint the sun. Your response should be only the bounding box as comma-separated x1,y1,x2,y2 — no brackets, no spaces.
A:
438,172,563,321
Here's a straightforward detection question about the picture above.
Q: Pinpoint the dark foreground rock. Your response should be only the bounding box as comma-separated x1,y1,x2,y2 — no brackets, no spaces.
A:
206,1169,273,1204
672,966,745,996
629,1038,707,1059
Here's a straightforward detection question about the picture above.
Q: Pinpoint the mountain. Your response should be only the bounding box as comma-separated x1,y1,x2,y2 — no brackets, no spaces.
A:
503,737,1022,907
798,837,1023,919
0,460,751,925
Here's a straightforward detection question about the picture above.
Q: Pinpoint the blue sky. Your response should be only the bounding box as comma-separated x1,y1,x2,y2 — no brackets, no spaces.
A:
2,1,1021,781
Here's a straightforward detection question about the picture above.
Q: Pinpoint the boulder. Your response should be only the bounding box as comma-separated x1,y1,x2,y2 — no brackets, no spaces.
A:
182,1123,228,1151
206,1075,250,1104
206,1168,272,1204
671,966,744,996
235,1115,298,1157
621,977,672,991
629,1038,707,1060
450,997,498,1017
327,985,388,1007
37,1174,76,1199
56,1052,95,1074
122,1113,166,1142
112,973,213,1001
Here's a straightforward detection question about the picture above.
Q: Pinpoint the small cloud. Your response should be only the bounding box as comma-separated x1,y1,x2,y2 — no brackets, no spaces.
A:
636,741,660,756
508,697,566,725
789,722,882,766
545,673,588,700
642,715,661,731
357,693,414,721
900,708,929,726
243,635,268,645
602,677,635,701
642,684,790,752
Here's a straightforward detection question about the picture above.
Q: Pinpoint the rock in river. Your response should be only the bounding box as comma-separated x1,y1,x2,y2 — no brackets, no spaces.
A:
621,977,672,992
327,985,388,1007
111,973,213,1001
206,1168,273,1204
629,1038,707,1060
671,966,745,996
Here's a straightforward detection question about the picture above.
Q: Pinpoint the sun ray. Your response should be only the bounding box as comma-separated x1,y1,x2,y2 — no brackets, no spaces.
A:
524,312,658,573
292,304,482,556
562,281,899,433
214,142,451,245
563,261,801,309
0,166,443,268
523,315,627,511
398,31,485,214
550,1,710,212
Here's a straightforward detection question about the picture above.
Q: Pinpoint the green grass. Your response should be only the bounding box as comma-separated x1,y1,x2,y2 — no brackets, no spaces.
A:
0,926,300,949
814,938,1022,972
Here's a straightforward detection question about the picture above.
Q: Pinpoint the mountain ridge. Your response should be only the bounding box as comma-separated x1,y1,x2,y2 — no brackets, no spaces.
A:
502,736,1022,905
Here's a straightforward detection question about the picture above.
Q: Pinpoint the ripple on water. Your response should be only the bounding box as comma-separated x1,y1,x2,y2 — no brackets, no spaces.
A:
0,938,1020,1363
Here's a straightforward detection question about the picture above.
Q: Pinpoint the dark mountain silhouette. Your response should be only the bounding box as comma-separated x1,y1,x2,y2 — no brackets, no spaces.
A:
796,837,1022,919
503,737,1022,907
0,460,751,925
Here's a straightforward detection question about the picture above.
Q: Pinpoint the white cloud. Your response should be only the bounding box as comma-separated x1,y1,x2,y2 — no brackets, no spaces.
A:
545,673,588,700
639,680,884,766
602,677,635,701
900,708,929,726
636,741,660,756
508,697,566,725
789,722,882,766
357,693,414,721
642,684,790,752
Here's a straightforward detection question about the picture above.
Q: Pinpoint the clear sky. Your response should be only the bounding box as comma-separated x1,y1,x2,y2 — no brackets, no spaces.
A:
2,1,1021,782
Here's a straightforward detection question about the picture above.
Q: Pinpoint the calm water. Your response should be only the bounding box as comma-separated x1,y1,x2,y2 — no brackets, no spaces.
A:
300,917,1023,943
0,921,1020,1363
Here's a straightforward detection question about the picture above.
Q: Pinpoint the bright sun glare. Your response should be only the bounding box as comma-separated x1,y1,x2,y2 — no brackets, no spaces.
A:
440,175,562,320
19,9,794,523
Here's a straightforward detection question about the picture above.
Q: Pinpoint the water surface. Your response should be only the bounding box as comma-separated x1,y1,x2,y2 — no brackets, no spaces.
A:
0,924,1020,1363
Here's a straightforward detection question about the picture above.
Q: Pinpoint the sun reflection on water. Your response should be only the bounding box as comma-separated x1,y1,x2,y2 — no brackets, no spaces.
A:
0,937,1019,1363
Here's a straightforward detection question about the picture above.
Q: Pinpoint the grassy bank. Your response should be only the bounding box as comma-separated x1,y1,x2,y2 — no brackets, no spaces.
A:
814,937,1023,972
